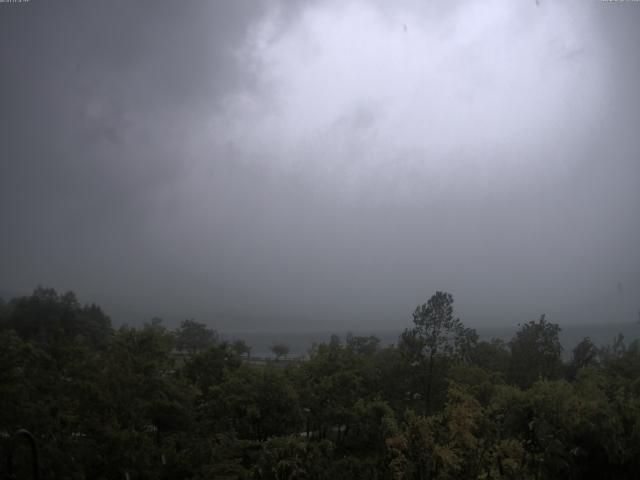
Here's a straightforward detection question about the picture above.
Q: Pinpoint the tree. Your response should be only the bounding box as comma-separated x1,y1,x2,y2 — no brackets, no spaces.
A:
401,291,477,412
173,318,219,354
271,343,290,361
409,291,478,360
345,333,380,357
255,436,333,480
212,366,301,441
568,336,599,379
509,314,563,388
231,339,252,359
468,338,511,377
82,323,193,479
388,386,486,480
2,286,112,349
182,342,242,395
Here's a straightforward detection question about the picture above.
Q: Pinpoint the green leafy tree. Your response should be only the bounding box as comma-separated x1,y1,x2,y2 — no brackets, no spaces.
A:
182,342,242,395
211,365,301,441
173,318,219,354
568,336,599,379
76,323,194,479
468,338,511,378
255,436,333,480
294,335,382,442
232,339,252,359
387,386,485,480
508,314,563,388
5,285,640,479
2,287,111,349
400,291,477,413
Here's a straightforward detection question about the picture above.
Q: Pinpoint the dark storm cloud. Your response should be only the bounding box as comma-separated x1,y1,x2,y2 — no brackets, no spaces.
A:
0,0,266,320
1,0,639,330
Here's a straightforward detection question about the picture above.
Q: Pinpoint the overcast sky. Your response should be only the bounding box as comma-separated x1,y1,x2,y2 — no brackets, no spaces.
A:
1,0,639,331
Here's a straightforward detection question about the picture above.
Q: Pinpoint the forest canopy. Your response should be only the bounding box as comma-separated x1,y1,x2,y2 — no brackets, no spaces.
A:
1,287,639,479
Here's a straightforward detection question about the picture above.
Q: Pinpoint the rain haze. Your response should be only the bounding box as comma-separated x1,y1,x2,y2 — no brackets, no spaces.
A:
1,0,639,332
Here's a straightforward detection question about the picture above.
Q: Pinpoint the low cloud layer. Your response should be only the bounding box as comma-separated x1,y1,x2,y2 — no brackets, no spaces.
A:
1,0,639,330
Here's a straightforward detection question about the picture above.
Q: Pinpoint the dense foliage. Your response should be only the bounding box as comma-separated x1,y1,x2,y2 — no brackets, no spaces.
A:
1,288,639,479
